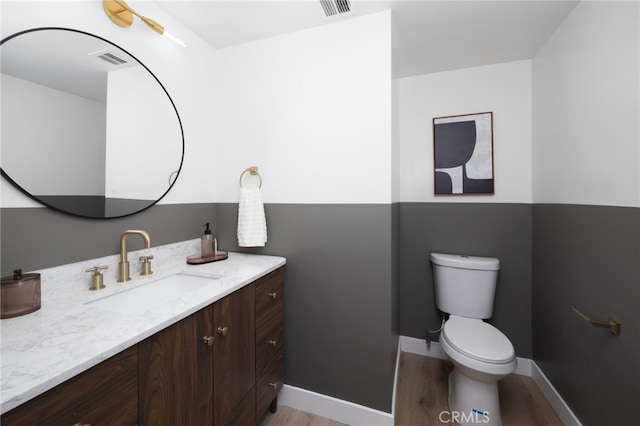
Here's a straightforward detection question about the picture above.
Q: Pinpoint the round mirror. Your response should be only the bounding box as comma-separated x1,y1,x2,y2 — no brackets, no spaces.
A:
1,27,184,219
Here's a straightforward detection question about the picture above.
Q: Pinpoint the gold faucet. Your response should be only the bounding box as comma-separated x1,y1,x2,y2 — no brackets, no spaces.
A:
117,230,151,282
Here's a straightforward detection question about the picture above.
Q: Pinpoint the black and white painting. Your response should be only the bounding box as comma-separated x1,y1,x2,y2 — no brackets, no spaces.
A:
433,112,494,195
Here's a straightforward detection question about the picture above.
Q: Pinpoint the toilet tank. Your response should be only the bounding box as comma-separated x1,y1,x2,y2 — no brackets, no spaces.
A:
430,253,500,319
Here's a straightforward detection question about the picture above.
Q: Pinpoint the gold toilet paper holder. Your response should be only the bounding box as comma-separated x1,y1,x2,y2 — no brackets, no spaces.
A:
570,305,621,336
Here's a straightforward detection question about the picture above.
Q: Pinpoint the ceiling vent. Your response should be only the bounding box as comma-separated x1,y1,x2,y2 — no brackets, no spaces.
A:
89,50,129,66
319,0,351,17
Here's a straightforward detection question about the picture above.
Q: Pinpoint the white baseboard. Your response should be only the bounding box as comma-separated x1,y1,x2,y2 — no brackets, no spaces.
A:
278,336,581,426
391,337,401,416
279,385,393,426
531,362,583,426
400,334,448,360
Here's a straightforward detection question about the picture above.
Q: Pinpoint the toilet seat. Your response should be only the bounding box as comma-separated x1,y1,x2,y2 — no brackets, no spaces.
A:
442,316,515,364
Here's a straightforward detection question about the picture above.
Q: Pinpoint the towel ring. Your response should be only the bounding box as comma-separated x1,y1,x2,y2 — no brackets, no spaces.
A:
239,166,262,189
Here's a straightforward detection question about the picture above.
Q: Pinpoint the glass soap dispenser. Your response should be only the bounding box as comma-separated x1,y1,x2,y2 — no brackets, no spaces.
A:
201,222,216,258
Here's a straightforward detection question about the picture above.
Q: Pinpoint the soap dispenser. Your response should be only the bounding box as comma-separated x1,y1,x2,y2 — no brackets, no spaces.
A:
201,223,216,258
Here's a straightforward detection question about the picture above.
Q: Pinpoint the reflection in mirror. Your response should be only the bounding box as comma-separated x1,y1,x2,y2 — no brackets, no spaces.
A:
1,28,184,218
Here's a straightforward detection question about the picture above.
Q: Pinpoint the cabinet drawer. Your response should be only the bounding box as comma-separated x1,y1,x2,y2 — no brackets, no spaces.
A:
1,345,138,426
255,267,284,317
256,311,284,378
256,348,285,419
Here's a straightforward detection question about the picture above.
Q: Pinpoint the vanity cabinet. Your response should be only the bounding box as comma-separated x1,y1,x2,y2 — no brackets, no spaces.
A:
1,345,138,426
1,265,285,426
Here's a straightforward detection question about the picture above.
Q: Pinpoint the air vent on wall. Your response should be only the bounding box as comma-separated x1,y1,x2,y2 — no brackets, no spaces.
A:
319,0,351,17
89,50,129,66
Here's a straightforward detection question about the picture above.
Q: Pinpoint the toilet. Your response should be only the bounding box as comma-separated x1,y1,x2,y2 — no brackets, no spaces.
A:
430,253,516,426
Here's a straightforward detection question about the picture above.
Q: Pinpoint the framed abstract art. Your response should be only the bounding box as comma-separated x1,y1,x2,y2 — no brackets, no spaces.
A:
433,112,494,195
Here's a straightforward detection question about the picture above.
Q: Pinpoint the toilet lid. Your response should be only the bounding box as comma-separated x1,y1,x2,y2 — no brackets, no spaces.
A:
442,317,515,364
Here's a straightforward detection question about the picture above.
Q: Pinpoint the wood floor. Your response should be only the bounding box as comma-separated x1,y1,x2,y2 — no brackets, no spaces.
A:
395,352,563,426
259,352,563,426
259,405,347,426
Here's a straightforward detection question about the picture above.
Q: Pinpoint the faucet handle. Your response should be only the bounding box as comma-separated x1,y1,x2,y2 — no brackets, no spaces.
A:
139,255,154,276
85,265,108,291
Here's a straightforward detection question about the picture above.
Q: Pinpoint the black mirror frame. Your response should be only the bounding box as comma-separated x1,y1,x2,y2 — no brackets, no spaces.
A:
0,27,185,219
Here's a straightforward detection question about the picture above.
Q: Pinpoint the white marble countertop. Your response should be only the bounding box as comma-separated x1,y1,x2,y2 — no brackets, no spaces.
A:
0,239,285,414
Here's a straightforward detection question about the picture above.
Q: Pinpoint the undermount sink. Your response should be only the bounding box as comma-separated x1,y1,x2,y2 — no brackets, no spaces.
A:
86,273,220,315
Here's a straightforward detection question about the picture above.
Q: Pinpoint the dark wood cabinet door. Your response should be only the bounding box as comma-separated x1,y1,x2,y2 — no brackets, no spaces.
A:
139,307,214,425
1,345,138,426
213,283,255,426
223,386,257,426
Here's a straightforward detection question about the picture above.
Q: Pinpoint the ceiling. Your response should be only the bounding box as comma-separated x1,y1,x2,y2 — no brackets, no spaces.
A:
0,0,579,102
1,28,139,103
156,0,579,78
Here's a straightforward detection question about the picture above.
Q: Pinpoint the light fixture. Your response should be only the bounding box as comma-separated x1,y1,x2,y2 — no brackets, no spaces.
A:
103,0,186,47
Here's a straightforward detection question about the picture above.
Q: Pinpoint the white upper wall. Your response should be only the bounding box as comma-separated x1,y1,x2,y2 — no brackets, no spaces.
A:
0,0,219,207
2,4,392,207
7,2,635,210
397,60,533,203
532,1,640,207
214,11,392,204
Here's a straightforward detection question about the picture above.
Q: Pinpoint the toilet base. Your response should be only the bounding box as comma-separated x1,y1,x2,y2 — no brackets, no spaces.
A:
448,368,503,426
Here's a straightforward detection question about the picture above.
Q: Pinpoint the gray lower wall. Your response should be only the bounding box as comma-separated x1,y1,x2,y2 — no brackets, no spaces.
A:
1,204,216,275
532,204,640,426
6,201,636,421
398,202,533,358
216,203,398,412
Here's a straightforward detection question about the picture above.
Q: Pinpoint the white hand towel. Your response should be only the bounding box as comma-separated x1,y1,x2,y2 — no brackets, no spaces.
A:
237,187,267,247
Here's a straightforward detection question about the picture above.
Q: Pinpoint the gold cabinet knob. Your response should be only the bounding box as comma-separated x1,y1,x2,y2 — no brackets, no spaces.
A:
268,339,277,347
217,326,229,336
268,292,277,299
268,382,277,389
202,336,214,346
